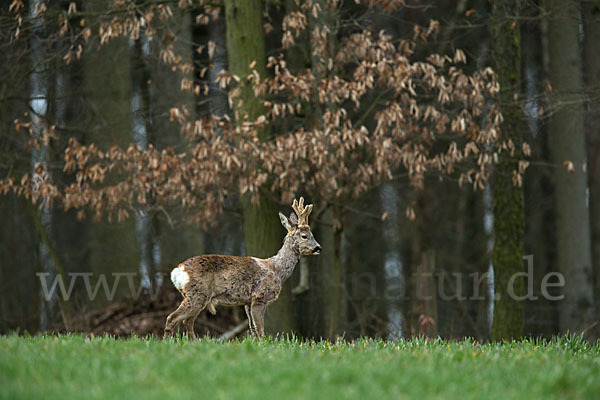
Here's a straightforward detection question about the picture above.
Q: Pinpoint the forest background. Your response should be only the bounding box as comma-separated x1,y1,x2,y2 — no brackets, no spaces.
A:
1,0,599,342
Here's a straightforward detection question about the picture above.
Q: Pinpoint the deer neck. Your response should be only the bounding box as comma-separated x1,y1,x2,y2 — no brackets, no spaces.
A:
268,234,300,283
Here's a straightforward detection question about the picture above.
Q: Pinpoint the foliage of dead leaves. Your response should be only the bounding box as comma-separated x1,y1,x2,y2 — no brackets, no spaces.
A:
1,0,527,226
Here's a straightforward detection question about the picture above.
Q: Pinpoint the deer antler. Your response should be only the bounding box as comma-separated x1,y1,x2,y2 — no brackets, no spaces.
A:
292,197,313,226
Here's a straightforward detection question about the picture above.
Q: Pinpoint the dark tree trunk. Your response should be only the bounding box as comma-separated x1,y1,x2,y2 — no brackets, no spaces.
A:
545,0,595,333
321,206,348,339
522,9,559,338
583,0,600,328
225,0,294,334
489,0,526,340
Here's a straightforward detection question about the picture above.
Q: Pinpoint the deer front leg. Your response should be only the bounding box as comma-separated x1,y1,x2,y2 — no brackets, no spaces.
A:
244,305,255,336
250,302,266,339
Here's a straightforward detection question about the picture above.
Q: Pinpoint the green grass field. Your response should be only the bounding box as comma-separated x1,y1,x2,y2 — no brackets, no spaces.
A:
1,334,599,400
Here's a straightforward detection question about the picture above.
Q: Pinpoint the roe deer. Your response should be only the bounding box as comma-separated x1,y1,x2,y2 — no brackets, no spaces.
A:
164,197,321,339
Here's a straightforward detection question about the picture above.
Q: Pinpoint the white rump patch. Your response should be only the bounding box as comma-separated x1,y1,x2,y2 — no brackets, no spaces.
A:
171,265,190,290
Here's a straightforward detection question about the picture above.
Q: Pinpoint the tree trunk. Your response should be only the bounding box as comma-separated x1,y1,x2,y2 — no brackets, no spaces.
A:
489,0,525,340
130,35,161,289
545,0,595,333
224,0,294,335
321,206,347,339
28,0,60,330
418,250,438,337
379,183,404,339
224,0,267,129
583,0,600,326
522,10,559,338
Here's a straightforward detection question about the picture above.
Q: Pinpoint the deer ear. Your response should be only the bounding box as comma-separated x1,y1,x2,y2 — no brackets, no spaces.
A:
289,212,298,226
279,212,293,231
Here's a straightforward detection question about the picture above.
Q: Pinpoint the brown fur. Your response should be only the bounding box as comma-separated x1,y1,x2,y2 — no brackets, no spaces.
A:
164,198,321,339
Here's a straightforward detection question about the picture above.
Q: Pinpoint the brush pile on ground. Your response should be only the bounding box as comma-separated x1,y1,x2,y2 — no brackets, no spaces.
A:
62,285,241,338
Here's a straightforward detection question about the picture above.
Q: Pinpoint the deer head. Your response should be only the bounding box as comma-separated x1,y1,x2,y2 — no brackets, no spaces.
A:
279,197,321,255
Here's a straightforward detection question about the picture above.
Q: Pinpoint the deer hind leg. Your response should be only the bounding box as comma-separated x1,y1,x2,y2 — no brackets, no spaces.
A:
182,309,202,340
165,298,193,338
250,302,266,339
182,294,212,339
244,305,255,336
164,295,209,338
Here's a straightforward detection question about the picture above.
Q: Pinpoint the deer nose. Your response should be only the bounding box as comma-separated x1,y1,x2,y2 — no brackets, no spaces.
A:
313,245,322,254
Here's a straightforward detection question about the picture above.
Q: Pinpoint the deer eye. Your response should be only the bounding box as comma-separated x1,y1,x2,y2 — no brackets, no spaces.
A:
301,234,308,239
